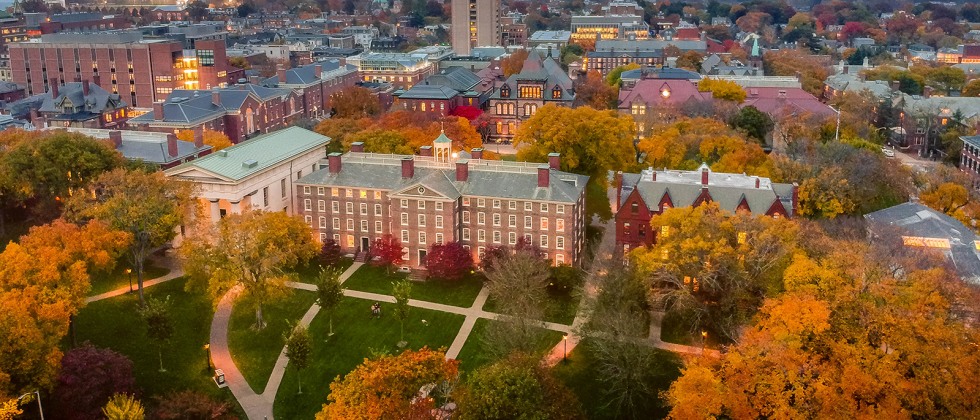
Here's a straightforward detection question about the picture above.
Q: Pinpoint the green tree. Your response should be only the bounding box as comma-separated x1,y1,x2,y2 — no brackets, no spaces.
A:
730,105,774,144
314,267,345,336
455,354,584,420
482,245,551,357
182,211,318,328
284,324,312,394
962,79,980,97
392,279,412,345
925,66,966,95
102,394,144,420
66,169,190,307
139,297,174,372
605,63,640,86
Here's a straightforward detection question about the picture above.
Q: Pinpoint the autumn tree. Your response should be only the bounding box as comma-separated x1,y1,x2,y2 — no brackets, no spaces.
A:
919,182,976,226
177,129,233,151
923,66,966,95
319,238,344,268
318,347,459,419
425,241,474,281
963,79,980,97
52,344,137,420
500,49,530,77
763,49,830,95
285,324,312,394
636,118,773,176
66,169,190,307
314,267,345,336
514,105,636,219
330,86,381,118
605,63,640,87
101,394,144,420
630,203,799,341
348,130,414,155
454,354,584,420
483,246,551,357
730,105,773,143
573,70,617,109
698,78,746,103
313,117,373,153
151,391,232,420
675,51,704,72
371,234,405,270
182,211,318,328
140,296,174,372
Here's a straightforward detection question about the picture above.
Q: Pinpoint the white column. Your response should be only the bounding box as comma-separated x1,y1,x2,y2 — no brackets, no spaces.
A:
209,199,221,224
230,200,241,214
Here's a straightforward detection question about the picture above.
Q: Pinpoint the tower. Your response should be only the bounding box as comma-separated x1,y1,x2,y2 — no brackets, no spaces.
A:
451,0,501,55
433,130,453,163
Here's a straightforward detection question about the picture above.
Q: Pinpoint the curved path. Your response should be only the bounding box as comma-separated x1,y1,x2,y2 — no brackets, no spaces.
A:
86,252,184,304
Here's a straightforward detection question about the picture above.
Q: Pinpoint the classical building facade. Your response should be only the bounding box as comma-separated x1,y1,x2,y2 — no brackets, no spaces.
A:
296,136,589,268
614,165,798,254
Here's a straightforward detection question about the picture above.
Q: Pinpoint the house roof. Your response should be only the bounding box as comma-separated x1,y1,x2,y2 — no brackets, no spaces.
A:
165,127,329,182
260,59,354,87
67,128,210,165
129,84,291,124
618,78,710,108
741,87,836,118
38,82,124,115
397,84,459,100
491,51,574,101
422,67,482,92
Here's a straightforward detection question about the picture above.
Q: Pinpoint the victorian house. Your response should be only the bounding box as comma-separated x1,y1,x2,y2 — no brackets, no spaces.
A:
486,51,575,143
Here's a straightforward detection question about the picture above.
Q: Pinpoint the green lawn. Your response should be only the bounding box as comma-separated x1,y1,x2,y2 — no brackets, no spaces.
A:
552,340,683,420
227,290,318,392
342,264,485,308
88,262,171,296
293,259,354,284
273,297,466,419
482,291,581,325
453,318,566,375
71,277,242,414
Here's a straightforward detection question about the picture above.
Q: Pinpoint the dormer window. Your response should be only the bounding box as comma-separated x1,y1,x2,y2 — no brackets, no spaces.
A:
500,85,510,98
552,86,562,99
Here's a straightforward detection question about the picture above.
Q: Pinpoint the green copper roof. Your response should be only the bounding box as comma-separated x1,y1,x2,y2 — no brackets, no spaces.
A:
434,132,452,143
168,127,330,181
751,37,760,57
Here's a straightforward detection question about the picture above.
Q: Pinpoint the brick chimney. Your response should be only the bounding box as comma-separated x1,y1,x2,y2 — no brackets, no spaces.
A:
420,146,433,157
153,101,164,120
891,80,900,91
754,177,760,188
167,134,179,157
548,152,560,170
471,148,483,159
108,130,122,148
923,86,933,98
82,79,90,96
791,183,799,215
401,157,415,179
456,159,469,181
538,166,550,188
314,64,322,78
49,78,59,98
212,90,221,106
277,67,287,83
350,141,364,153
193,126,204,148
328,152,342,174
701,167,709,186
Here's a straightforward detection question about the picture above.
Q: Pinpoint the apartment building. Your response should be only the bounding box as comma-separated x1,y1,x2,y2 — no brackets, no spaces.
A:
451,0,501,55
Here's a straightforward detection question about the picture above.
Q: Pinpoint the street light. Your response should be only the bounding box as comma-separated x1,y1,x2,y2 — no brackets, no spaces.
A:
126,268,133,293
17,390,44,420
701,330,708,354
562,334,569,363
204,344,212,370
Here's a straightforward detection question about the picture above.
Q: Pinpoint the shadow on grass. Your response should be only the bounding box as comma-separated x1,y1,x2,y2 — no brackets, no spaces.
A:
453,318,565,375
342,264,485,308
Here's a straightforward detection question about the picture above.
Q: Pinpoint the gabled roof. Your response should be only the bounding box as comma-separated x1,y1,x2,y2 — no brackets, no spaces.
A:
129,84,290,124
38,82,124,115
491,51,574,101
741,87,836,118
165,127,329,182
423,67,482,92
397,85,459,100
618,78,709,108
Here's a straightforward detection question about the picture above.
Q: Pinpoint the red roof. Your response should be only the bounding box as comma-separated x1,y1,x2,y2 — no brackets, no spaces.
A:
675,28,701,40
741,87,835,118
618,79,712,109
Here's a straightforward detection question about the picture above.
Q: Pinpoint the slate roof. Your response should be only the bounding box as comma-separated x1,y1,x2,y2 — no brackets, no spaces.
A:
741,87,836,118
422,67,481,92
299,153,589,204
865,202,980,284
397,85,459,100
129,84,290,124
260,59,353,87
490,51,574,101
165,127,330,182
39,82,124,115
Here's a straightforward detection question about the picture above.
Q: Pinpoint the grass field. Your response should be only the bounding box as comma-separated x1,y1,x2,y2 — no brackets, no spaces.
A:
293,259,354,284
88,262,171,296
272,297,465,419
342,264,485,308
453,318,566,375
482,291,580,326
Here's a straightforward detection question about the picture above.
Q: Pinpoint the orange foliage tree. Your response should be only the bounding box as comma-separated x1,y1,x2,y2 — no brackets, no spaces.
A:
317,347,459,420
636,118,773,177
177,129,233,150
500,49,530,77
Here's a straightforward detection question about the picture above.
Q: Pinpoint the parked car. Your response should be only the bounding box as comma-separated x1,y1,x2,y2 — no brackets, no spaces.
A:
882,147,895,158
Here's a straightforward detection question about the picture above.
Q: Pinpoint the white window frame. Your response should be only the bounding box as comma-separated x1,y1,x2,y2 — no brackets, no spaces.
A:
419,232,427,244
418,214,426,227
493,231,501,243
463,228,470,241
318,216,326,228
401,213,409,226
375,220,383,233
436,216,443,228
509,232,517,245
304,199,311,211
303,186,311,194
540,235,549,248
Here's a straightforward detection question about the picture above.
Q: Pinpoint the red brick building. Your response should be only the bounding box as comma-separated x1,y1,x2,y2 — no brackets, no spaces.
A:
39,13,131,34
9,33,232,107
614,164,798,255
296,137,589,268
259,59,360,119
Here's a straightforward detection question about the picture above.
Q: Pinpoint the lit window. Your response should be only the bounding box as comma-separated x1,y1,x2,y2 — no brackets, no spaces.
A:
541,217,549,230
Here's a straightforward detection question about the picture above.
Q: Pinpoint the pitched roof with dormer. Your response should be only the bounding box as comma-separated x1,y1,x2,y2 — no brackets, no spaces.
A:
128,84,291,125
38,82,125,116
617,78,710,110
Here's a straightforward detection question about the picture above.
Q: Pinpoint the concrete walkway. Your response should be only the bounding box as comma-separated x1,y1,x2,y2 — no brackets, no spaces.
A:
208,262,363,420
445,287,490,359
648,311,721,357
86,252,184,304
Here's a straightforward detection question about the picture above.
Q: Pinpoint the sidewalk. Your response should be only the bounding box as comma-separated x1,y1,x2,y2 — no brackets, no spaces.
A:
86,251,184,304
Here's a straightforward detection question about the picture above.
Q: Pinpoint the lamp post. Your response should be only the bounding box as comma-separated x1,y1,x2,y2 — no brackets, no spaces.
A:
126,268,133,293
17,390,44,420
701,330,707,354
204,343,212,370
562,334,569,363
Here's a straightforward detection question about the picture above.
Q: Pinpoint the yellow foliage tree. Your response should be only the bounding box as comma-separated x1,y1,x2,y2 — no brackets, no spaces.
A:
176,129,233,151
698,78,747,103
919,182,974,226
636,118,771,176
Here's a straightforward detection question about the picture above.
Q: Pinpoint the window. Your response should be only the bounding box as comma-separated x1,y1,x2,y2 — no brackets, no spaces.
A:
334,234,340,243
401,230,409,243
557,219,565,231
320,232,327,242
478,246,486,258
509,232,517,245
541,217,549,230
304,199,311,211
262,187,269,207
418,214,426,227
631,202,639,214
524,216,532,229
519,85,542,98
493,231,501,243
525,202,532,211
624,222,631,235
418,200,425,210
540,203,549,212
436,202,443,211
478,198,486,207
317,187,325,196
345,189,353,198
319,217,326,228
419,232,427,244
332,218,340,229
509,201,517,210
557,204,565,214
478,229,486,242
401,213,409,225
331,188,339,197
556,253,564,265
360,220,368,232
552,86,562,99
463,197,471,206
436,233,443,244
375,221,382,233
478,212,486,225
347,235,355,248
331,201,339,213
375,204,382,216
463,211,470,223
540,235,549,248
374,191,382,200
303,186,311,194
317,200,325,212
346,219,354,231
463,228,470,240
493,214,501,227
360,203,367,215
557,236,564,249
305,215,312,225
401,199,408,208
660,226,670,238
509,215,516,227
500,85,510,98
738,232,747,245
281,179,287,198
359,190,367,199
493,199,501,208
436,216,444,228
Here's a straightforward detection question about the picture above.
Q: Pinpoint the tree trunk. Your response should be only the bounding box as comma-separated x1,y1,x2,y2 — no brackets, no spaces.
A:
134,248,147,307
329,316,334,336
69,314,77,348
297,374,303,395
255,302,265,329
158,345,166,372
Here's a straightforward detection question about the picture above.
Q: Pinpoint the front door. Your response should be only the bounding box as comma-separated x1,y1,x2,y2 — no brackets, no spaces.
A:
418,250,427,266
361,237,370,252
